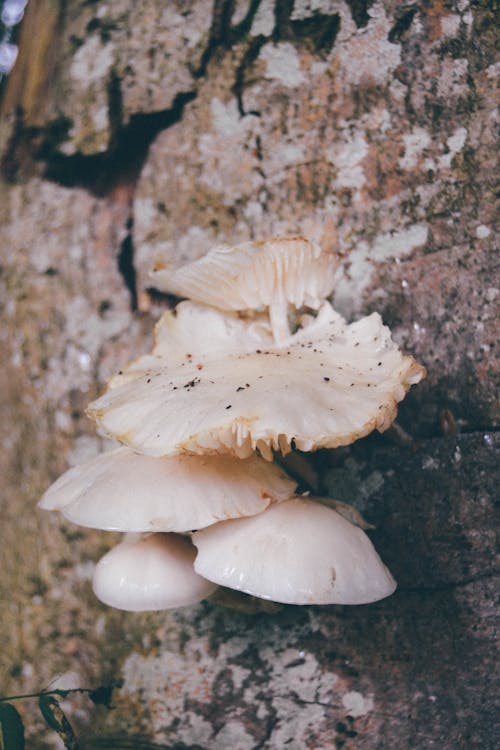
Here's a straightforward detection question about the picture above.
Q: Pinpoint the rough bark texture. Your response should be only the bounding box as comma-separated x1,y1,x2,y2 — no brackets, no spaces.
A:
0,1,498,748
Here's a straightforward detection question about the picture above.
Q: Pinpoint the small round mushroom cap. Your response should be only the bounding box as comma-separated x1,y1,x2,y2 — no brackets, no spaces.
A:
92,533,217,611
38,447,296,532
192,497,396,605
151,237,338,344
87,302,425,460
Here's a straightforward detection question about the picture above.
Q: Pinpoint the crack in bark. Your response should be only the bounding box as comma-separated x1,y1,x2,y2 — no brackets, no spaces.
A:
195,0,270,80
1,89,197,196
251,715,279,750
233,2,341,114
289,696,340,709
388,5,419,43
117,224,137,312
233,35,267,116
344,1,376,29
46,90,197,196
1,0,345,196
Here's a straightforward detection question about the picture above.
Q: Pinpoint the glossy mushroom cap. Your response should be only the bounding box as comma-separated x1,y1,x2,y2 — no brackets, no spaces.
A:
92,533,217,611
151,237,338,344
39,447,296,532
87,301,425,460
192,497,397,605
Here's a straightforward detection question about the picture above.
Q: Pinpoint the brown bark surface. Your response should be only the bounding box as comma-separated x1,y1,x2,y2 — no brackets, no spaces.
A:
0,1,498,748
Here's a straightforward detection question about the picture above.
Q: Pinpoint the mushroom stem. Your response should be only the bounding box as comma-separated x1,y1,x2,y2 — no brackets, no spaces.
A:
269,294,292,345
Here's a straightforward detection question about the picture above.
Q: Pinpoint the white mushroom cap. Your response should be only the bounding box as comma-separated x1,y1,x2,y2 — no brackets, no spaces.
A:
152,301,273,359
92,533,217,611
192,497,396,605
108,301,274,390
151,237,338,344
38,447,296,532
87,301,425,459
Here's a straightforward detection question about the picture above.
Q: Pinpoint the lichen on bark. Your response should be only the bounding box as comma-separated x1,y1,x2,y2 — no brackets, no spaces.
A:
0,1,498,748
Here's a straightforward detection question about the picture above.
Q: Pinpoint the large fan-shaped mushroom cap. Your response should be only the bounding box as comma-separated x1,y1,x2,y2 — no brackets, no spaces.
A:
87,302,425,460
38,447,296,532
151,237,338,344
192,497,396,605
92,533,216,611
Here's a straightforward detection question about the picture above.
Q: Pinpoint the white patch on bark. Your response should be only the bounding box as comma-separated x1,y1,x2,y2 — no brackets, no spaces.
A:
335,4,402,86
70,35,114,83
485,287,497,301
250,0,275,36
342,690,374,717
371,223,429,262
476,225,491,239
328,132,368,193
438,127,467,169
92,105,109,134
214,721,256,748
134,197,158,230
196,99,262,204
260,43,306,87
66,435,102,466
275,142,306,166
486,62,500,79
440,14,461,37
210,97,246,137
399,128,432,170
333,224,429,316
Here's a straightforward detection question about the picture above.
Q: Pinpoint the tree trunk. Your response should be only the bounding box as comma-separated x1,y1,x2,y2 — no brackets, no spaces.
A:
0,1,497,748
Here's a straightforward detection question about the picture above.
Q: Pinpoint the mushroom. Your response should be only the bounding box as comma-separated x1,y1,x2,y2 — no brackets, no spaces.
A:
192,496,396,605
87,300,425,460
107,300,274,391
38,446,296,532
39,235,426,612
92,533,217,611
151,237,338,344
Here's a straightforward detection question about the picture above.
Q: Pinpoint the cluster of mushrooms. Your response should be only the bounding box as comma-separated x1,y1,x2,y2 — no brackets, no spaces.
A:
40,238,425,611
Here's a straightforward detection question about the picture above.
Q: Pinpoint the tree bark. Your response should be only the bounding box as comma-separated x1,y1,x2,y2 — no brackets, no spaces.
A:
0,1,498,748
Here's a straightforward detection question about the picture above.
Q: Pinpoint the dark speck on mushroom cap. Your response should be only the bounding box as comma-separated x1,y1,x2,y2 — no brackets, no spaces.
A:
87,301,425,459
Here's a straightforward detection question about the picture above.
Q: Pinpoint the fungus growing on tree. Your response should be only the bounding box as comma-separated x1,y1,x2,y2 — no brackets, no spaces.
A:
87,299,424,459
151,237,338,344
107,300,275,391
39,447,296,532
192,497,396,605
92,533,217,611
40,235,425,612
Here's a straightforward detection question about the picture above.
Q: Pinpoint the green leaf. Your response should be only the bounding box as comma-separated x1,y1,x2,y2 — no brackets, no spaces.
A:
38,695,79,750
38,694,61,731
0,702,25,750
